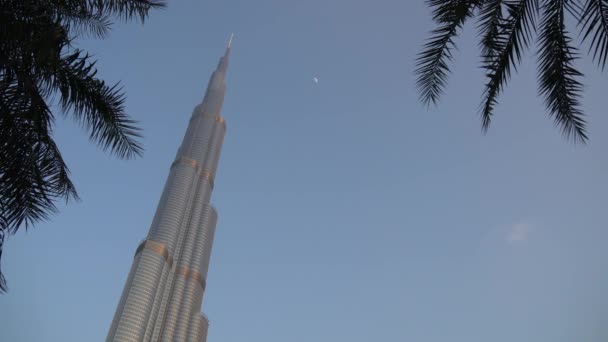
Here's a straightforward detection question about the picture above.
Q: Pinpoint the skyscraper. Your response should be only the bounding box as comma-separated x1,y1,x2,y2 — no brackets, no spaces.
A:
107,36,233,342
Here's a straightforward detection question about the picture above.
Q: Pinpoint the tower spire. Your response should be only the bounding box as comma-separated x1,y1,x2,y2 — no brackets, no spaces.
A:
107,38,231,342
215,33,232,75
227,33,234,49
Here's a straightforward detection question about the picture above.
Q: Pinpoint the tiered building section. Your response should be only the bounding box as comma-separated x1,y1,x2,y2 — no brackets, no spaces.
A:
107,36,233,342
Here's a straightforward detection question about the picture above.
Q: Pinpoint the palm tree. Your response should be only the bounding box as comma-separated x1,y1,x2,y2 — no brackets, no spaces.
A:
416,0,608,142
0,0,165,292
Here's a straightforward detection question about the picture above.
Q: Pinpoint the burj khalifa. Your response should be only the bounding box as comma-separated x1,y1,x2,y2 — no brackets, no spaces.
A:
107,36,233,342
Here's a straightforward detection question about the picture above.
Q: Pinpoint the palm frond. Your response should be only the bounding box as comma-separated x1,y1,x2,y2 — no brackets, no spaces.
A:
60,8,112,39
52,51,143,159
0,83,78,232
88,0,166,23
0,0,161,294
537,0,588,142
478,0,504,57
0,227,7,293
579,0,608,68
564,0,587,19
416,0,482,106
480,0,538,129
0,143,78,232
0,134,55,231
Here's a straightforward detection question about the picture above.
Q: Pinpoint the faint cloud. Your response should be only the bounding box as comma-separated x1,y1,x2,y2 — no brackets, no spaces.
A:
507,223,534,243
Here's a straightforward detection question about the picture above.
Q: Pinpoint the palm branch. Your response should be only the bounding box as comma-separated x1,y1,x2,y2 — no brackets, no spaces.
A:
0,0,165,293
417,0,608,143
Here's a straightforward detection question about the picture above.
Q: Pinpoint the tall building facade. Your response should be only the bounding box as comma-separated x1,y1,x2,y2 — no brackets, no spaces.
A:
107,36,233,342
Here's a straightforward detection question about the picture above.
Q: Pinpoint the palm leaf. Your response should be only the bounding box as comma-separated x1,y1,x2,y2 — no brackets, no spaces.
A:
0,83,78,231
579,0,608,68
52,51,143,159
416,0,483,106
478,0,504,57
60,8,112,39
87,0,166,22
0,0,162,293
480,0,538,129
537,0,588,142
0,227,6,292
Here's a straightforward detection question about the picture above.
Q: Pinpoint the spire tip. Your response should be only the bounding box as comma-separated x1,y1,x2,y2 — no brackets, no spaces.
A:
227,33,234,49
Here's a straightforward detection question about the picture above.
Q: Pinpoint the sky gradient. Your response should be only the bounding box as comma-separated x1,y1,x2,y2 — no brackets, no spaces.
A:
1,1,608,341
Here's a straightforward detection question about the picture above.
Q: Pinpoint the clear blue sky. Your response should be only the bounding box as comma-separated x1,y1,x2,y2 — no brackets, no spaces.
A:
1,0,607,341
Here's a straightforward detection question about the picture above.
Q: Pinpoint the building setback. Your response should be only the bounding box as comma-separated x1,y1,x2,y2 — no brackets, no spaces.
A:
107,36,233,342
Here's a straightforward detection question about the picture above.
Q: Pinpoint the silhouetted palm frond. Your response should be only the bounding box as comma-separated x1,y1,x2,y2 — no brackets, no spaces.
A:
478,0,504,57
417,0,482,106
0,0,165,293
0,227,6,292
53,51,143,159
579,0,608,68
480,0,538,128
418,0,608,142
538,0,587,141
87,0,166,22
59,7,113,39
